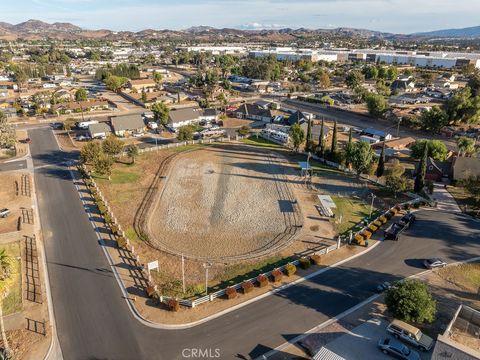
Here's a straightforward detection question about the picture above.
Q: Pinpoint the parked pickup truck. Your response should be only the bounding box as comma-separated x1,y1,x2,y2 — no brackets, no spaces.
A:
0,208,10,218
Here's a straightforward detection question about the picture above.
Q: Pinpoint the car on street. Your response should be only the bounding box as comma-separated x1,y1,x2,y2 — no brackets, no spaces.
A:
51,122,64,130
386,319,434,351
378,337,420,360
0,208,10,218
384,223,404,241
376,281,393,293
400,213,416,227
423,258,447,269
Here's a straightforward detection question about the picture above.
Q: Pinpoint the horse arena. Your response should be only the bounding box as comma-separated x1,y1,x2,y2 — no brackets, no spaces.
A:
146,144,301,262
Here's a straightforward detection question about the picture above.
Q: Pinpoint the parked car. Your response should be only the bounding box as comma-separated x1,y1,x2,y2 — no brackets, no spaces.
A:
0,208,10,218
22,138,32,144
386,320,434,351
384,223,404,241
400,213,416,227
51,122,64,130
423,258,447,269
378,337,420,360
75,135,90,142
376,281,393,293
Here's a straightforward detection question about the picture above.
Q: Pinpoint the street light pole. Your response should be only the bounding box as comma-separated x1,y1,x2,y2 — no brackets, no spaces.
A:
369,193,376,219
203,262,211,296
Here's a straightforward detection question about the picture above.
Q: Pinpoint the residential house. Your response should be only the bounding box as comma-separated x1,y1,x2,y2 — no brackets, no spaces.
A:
168,107,202,128
88,122,112,139
287,110,313,126
0,81,18,91
128,79,157,92
199,108,220,123
53,100,111,114
419,157,452,182
361,128,393,141
391,79,415,93
111,114,145,137
432,305,480,360
452,156,480,181
300,122,329,141
233,103,273,122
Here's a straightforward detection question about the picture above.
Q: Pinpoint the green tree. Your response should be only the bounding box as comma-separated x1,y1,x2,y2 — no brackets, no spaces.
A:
80,141,102,164
420,106,448,133
385,159,409,197
330,120,337,154
125,144,139,164
0,111,16,149
102,135,124,157
420,72,435,86
75,88,88,102
444,87,480,125
350,141,374,176
385,279,436,324
289,123,305,153
141,89,147,104
411,139,448,161
386,66,398,81
305,119,313,152
177,125,195,141
345,128,354,168
376,143,386,178
94,154,113,179
467,71,480,96
151,102,169,126
105,75,128,92
362,65,379,80
365,93,389,117
317,119,325,158
414,142,428,193
457,136,476,157
0,249,12,281
345,70,365,89
462,176,480,205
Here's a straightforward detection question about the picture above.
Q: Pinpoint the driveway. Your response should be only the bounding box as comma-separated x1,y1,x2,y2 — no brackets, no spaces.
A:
432,184,461,213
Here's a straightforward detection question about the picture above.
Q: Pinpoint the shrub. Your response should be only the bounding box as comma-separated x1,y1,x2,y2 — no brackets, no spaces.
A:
241,281,254,294
146,284,156,297
117,236,128,249
103,213,112,224
368,224,378,232
225,287,237,299
167,298,180,312
311,254,322,265
363,230,372,239
110,224,119,235
299,257,311,270
271,269,283,282
379,216,388,224
404,203,411,210
413,202,420,209
257,274,268,287
385,212,393,220
285,263,297,276
354,234,365,243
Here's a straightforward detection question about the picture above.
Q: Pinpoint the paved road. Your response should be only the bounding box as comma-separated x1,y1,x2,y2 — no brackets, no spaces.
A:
30,127,480,360
0,159,27,172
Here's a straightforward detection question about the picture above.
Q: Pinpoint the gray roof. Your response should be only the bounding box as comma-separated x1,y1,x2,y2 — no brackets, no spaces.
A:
234,103,272,119
111,114,144,132
168,108,200,124
88,122,112,135
202,108,219,117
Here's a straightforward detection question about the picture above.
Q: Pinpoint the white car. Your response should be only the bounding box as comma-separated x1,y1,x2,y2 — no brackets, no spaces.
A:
132,133,144,138
423,258,447,269
76,135,90,141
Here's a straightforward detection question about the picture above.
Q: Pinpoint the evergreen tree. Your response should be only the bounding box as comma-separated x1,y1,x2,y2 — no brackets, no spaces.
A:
305,119,313,152
317,119,325,158
345,128,353,168
414,142,428,193
330,120,337,154
376,142,386,177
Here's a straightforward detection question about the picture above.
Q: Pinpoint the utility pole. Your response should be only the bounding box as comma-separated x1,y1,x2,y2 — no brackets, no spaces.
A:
369,193,376,219
181,254,185,294
203,262,211,295
397,118,402,137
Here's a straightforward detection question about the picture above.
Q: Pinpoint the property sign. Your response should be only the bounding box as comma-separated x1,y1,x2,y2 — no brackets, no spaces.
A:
147,260,159,272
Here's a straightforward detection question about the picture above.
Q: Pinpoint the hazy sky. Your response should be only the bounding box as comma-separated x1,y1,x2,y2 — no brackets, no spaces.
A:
1,0,479,33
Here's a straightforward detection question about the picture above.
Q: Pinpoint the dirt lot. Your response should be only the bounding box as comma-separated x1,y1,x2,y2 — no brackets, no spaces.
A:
148,144,298,261
0,173,31,234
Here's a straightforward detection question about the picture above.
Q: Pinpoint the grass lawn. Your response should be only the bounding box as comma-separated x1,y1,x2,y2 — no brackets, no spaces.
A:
110,168,141,184
331,196,372,235
0,241,22,316
437,262,480,293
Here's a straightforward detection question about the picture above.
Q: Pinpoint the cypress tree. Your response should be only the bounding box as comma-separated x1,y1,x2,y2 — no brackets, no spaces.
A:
376,142,386,177
414,142,428,193
345,128,353,168
317,119,325,158
330,120,337,154
306,119,312,152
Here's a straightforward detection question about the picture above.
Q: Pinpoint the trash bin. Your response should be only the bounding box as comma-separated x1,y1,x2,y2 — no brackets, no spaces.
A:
365,240,369,247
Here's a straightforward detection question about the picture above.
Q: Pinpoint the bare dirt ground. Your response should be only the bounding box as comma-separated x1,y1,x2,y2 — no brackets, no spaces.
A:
148,144,299,261
0,174,31,234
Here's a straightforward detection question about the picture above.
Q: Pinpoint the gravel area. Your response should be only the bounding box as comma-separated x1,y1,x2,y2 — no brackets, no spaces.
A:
148,144,298,261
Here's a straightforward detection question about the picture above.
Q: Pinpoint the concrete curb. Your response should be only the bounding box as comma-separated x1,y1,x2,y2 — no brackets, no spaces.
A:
69,175,385,329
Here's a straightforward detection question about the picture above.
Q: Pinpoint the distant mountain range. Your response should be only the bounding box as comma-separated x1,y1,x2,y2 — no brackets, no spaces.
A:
0,19,480,42
414,25,480,38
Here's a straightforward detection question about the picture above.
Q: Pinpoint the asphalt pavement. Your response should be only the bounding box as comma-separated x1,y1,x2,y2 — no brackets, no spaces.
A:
0,159,27,172
29,127,480,360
